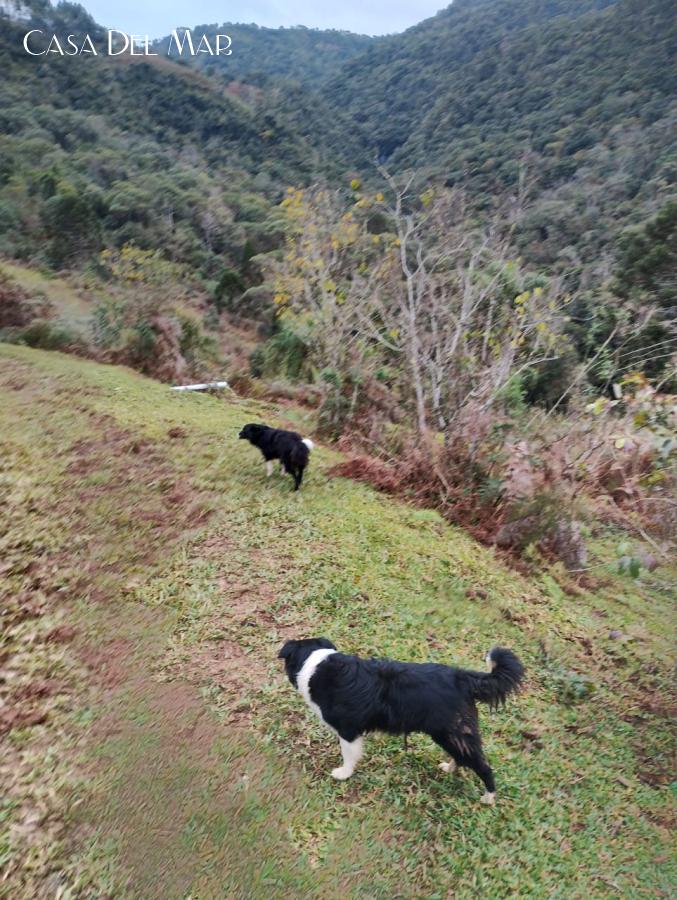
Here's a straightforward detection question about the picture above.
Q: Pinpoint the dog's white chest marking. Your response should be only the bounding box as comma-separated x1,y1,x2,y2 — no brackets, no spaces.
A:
296,649,336,725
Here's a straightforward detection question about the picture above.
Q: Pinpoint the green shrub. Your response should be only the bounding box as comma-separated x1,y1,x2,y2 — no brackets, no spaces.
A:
212,268,245,313
496,373,527,415
522,349,579,409
91,297,126,348
13,320,83,352
178,313,218,369
249,326,308,380
40,188,101,268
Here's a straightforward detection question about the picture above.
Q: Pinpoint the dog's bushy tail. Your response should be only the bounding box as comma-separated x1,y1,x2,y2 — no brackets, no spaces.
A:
467,647,524,709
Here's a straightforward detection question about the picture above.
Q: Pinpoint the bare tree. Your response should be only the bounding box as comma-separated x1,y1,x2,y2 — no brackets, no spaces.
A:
360,169,567,438
272,175,569,442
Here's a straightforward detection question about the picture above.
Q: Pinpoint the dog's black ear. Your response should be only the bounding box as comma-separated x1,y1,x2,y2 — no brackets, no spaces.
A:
277,640,296,659
316,637,337,651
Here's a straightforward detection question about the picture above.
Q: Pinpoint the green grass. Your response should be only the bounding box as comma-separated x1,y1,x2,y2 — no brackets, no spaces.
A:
0,260,96,334
0,344,674,899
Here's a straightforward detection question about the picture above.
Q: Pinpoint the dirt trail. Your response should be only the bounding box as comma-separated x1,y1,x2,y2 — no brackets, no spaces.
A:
76,602,232,898
0,358,305,898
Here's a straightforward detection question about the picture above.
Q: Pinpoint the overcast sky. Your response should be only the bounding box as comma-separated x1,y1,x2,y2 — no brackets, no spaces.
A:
79,2,447,38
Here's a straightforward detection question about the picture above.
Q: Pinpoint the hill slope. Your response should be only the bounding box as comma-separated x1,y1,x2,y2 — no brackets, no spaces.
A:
1,344,674,897
323,0,620,162
2,0,675,285
322,0,677,271
157,22,376,85
0,7,352,277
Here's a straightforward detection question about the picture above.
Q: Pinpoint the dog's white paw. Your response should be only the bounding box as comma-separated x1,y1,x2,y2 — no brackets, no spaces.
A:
331,767,353,780
480,792,496,805
439,761,457,774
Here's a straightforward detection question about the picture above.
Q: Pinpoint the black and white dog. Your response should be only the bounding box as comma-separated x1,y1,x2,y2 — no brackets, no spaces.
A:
238,423,314,491
278,637,524,804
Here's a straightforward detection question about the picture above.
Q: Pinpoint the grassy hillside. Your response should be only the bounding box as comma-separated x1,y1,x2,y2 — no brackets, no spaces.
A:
0,260,94,333
1,345,674,898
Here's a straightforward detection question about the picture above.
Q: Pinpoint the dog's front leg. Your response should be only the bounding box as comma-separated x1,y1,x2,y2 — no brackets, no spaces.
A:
331,736,363,780
266,461,274,477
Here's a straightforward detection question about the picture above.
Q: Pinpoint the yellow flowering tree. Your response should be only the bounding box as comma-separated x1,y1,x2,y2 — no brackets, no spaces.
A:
271,187,385,431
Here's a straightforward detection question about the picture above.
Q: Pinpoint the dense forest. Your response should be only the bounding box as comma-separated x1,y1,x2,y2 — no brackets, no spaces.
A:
323,0,676,279
3,0,675,287
154,0,677,279
0,3,360,278
158,22,375,86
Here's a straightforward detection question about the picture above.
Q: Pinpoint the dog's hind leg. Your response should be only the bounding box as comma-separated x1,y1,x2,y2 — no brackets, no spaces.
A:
470,755,496,805
293,467,304,491
279,462,286,474
266,460,274,477
431,731,462,773
432,732,495,803
331,735,364,780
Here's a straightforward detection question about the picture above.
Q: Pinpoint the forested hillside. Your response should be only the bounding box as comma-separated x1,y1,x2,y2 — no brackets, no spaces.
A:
2,0,675,393
323,0,676,270
324,0,619,164
0,4,356,277
148,0,677,281
5,0,675,281
1,0,674,455
157,22,375,86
